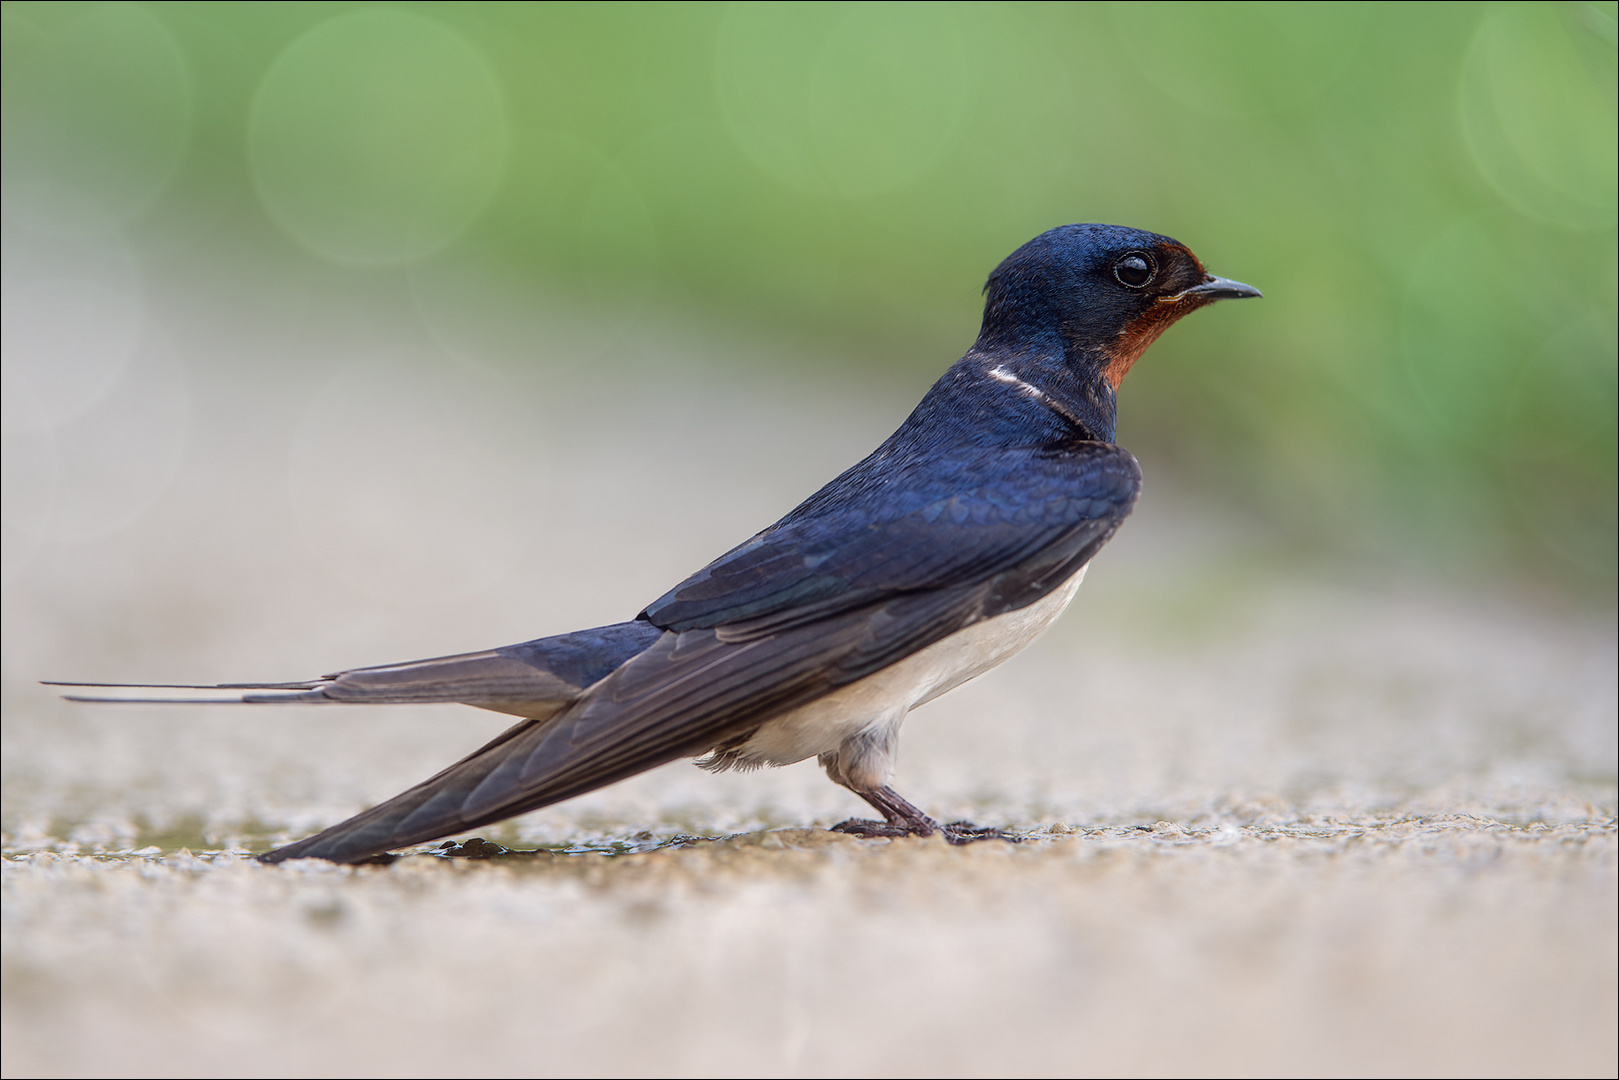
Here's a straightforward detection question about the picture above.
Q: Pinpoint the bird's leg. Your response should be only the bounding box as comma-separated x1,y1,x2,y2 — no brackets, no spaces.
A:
822,727,1014,844
831,785,1014,845
831,785,940,839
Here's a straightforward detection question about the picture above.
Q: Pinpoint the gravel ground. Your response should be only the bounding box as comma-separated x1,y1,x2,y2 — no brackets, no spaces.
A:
3,251,1614,1076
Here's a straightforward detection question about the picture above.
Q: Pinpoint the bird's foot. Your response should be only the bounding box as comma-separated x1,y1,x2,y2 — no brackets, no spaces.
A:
833,785,1019,844
831,816,936,840
829,816,1016,844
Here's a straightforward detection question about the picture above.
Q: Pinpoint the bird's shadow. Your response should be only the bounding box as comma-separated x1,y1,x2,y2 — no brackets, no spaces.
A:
388,824,1028,865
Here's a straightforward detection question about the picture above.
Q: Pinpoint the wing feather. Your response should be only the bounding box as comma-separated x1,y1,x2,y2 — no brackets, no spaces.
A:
644,443,1140,632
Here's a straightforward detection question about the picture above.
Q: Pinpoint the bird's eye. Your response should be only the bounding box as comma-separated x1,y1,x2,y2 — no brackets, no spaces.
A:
1113,252,1156,288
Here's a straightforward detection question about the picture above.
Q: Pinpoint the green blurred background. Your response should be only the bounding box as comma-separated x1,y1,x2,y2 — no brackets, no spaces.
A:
4,1,1615,594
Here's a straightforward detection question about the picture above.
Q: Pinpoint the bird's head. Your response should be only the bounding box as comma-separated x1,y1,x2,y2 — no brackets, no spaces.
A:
977,223,1260,391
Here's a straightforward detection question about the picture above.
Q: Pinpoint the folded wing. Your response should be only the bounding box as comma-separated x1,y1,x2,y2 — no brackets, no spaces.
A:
643,441,1142,632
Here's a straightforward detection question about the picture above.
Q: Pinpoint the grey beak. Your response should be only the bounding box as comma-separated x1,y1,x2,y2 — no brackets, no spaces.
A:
1186,275,1262,300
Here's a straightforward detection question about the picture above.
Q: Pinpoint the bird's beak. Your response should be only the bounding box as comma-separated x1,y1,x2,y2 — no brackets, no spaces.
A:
1182,274,1262,301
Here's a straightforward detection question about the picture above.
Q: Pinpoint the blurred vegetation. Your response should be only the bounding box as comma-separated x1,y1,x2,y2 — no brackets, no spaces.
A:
3,1,1615,593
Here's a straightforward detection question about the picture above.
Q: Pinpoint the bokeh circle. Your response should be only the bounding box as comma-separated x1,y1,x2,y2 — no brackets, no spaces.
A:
1,1,192,235
248,10,508,266
1459,3,1618,231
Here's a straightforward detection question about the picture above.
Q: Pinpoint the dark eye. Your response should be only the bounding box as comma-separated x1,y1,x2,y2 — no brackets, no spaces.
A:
1113,252,1156,288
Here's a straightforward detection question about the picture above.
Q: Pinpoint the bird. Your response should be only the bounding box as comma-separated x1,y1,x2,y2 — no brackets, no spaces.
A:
52,224,1260,864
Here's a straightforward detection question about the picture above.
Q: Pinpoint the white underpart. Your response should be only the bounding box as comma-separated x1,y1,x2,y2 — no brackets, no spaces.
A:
727,565,1089,790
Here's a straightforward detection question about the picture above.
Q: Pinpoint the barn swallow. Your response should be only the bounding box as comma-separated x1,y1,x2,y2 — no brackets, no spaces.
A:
53,224,1259,863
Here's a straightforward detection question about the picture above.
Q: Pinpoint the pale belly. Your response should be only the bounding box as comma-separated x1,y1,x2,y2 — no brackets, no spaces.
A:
729,564,1088,771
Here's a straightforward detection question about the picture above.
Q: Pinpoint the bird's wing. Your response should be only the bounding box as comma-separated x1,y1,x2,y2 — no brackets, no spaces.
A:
644,441,1142,633
49,621,665,719
262,442,1140,863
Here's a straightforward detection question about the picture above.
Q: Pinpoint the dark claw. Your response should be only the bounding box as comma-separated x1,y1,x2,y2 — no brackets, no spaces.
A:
830,815,1017,844
831,816,930,839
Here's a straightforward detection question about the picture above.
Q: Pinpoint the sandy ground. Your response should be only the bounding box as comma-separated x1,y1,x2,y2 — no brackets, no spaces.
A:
3,238,1615,1076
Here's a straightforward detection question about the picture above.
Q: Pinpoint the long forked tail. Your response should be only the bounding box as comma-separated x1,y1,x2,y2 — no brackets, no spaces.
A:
46,621,666,714
45,679,349,705
44,655,575,711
